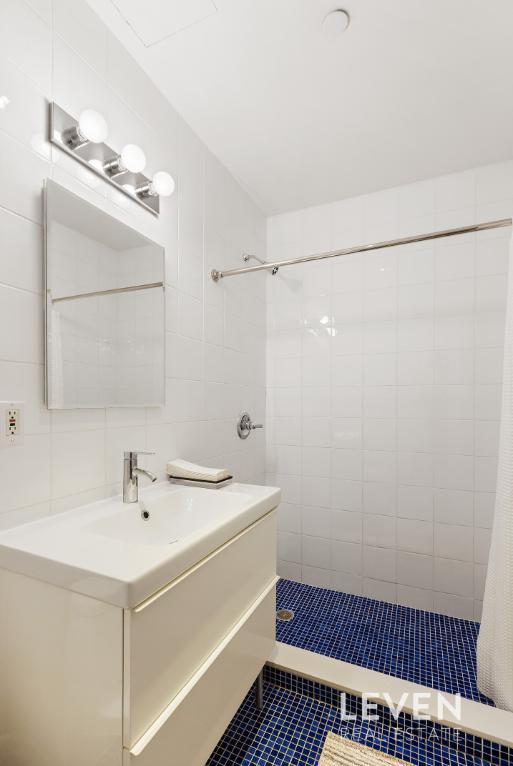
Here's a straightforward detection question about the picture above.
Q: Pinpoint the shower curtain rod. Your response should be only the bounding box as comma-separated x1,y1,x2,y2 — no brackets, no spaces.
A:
210,218,512,282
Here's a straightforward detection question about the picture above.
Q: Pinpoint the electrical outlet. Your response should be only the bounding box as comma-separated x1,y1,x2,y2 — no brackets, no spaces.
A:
0,402,23,448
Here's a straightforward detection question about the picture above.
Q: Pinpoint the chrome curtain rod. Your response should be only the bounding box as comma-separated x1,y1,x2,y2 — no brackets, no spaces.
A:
210,218,512,282
51,281,164,304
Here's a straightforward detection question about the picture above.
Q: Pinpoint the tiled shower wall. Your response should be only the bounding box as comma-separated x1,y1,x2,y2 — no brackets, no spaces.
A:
0,0,266,529
266,162,513,619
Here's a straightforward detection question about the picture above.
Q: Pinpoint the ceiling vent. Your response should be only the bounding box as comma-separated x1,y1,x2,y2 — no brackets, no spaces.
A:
110,0,218,46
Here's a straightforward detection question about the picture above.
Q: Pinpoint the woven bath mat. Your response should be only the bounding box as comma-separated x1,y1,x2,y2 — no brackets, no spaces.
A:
318,732,412,766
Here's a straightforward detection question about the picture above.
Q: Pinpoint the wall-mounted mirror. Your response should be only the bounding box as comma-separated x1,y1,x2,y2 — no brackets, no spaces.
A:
44,180,165,409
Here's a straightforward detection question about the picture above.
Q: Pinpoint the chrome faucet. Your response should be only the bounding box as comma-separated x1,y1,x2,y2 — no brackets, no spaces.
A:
123,450,157,503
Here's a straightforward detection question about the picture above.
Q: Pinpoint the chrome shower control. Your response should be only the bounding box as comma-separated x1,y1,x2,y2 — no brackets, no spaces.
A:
237,412,263,440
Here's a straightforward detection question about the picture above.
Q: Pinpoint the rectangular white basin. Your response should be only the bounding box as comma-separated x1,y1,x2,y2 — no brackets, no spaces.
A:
87,490,253,546
0,482,280,608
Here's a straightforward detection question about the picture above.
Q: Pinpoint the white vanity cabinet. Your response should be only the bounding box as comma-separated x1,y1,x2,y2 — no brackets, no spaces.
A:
0,502,278,766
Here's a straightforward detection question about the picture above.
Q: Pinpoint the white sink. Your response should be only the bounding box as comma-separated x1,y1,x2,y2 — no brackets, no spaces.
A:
0,482,280,608
86,489,254,546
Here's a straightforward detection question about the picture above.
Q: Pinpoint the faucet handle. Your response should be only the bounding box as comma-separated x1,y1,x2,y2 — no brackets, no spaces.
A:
124,450,155,458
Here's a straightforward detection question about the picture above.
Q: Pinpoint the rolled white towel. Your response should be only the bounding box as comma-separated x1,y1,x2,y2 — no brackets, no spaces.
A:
166,458,231,483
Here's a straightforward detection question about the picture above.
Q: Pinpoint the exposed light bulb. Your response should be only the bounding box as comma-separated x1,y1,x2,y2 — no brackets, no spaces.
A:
151,171,175,197
120,144,146,173
77,109,108,144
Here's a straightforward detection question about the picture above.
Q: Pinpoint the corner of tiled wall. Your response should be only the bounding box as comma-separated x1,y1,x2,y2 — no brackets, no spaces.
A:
0,0,267,530
266,160,513,619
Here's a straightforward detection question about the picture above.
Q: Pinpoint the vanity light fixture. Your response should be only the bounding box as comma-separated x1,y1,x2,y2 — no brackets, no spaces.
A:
136,171,176,199
63,108,109,149
104,143,147,176
49,102,175,216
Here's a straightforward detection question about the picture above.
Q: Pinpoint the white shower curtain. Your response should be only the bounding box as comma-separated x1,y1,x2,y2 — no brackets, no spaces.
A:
477,231,513,710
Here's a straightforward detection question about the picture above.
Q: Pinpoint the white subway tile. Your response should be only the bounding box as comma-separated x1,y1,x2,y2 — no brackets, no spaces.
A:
434,349,474,385
363,482,396,517
302,476,330,507
434,558,474,597
51,429,105,498
330,571,363,595
397,551,433,589
435,242,474,281
475,527,492,564
0,0,52,93
278,532,302,563
303,536,331,568
278,503,301,534
363,419,396,452
474,493,495,528
363,450,397,483
303,446,330,477
364,386,397,419
0,132,50,223
332,449,362,481
397,585,434,611
435,524,474,561
331,509,363,542
363,354,397,385
274,417,301,446
434,490,473,526
303,417,331,447
54,0,108,76
302,565,332,588
302,386,330,417
475,348,503,385
434,454,474,491
364,546,396,581
332,355,363,386
397,518,433,555
332,418,362,449
302,505,331,538
397,485,434,521
363,578,397,603
398,351,434,385
331,540,362,574
398,452,433,487
475,456,498,492
332,387,362,418
434,593,474,620
397,317,433,352
0,287,43,364
364,515,396,548
396,247,434,286
331,479,362,513
364,320,396,354
397,419,433,453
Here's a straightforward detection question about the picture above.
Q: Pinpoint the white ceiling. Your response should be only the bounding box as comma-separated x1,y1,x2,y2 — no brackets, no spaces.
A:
88,0,513,215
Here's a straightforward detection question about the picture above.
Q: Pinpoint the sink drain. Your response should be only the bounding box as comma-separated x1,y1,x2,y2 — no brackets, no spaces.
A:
276,608,294,622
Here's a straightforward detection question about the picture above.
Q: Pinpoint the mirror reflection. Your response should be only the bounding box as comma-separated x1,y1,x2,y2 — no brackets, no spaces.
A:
45,180,165,409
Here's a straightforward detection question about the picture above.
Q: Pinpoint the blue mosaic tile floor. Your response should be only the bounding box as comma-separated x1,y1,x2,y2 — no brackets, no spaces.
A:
207,677,494,766
275,579,492,706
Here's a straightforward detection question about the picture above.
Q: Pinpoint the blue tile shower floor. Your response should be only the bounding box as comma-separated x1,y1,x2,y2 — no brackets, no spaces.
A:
207,676,493,766
276,579,492,705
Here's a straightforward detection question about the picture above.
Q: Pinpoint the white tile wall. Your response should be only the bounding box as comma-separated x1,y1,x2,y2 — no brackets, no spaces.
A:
2,0,513,625
0,0,266,529
267,161,513,619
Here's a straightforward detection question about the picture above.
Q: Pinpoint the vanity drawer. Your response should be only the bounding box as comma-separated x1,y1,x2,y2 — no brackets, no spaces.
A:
124,510,277,746
125,582,276,766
